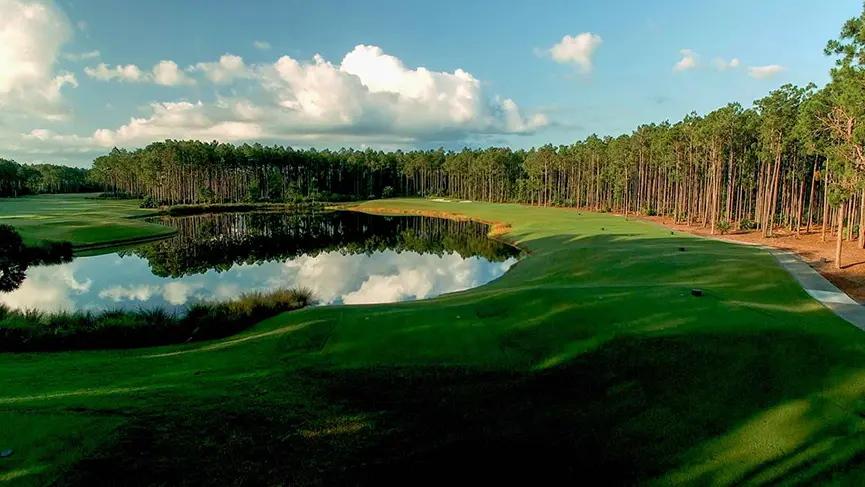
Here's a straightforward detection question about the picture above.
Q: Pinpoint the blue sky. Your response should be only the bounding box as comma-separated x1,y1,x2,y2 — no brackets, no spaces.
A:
0,0,861,166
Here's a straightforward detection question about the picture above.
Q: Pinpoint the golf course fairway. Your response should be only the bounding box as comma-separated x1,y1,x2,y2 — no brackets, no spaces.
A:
2,198,864,486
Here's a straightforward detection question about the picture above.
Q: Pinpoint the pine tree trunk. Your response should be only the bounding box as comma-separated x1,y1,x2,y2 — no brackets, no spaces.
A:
796,180,804,236
859,188,865,249
807,157,817,234
822,167,830,242
837,202,845,270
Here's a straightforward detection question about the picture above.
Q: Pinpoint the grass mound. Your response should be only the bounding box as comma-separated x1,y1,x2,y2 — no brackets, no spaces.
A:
0,287,313,352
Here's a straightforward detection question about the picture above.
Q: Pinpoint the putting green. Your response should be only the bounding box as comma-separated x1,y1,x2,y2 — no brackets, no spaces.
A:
1,199,864,485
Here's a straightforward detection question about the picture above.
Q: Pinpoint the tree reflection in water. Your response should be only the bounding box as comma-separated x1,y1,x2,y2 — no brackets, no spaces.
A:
0,225,72,292
127,211,522,279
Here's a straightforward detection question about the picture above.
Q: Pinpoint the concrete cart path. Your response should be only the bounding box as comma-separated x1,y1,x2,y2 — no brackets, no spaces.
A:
765,247,865,331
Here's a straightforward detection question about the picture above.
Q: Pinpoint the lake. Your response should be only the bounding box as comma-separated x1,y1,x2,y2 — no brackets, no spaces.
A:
0,211,521,313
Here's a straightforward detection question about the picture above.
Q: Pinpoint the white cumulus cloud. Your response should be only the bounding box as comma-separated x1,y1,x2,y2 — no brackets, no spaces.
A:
86,60,195,86
152,60,195,86
25,44,548,150
674,49,698,72
546,33,603,72
748,64,785,79
85,63,145,82
0,0,77,120
714,57,740,71
190,54,250,84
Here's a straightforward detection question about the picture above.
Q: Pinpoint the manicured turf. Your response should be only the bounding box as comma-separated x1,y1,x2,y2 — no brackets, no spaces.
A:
2,199,865,485
0,194,174,248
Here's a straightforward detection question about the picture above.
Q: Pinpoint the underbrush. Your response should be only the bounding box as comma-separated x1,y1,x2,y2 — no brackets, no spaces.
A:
0,287,313,353
87,192,141,200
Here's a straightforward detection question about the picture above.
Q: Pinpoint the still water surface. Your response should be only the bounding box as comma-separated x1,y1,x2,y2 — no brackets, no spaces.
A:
0,211,520,313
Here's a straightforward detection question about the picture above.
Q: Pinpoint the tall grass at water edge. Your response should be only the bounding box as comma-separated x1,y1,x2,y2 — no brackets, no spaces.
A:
0,287,314,352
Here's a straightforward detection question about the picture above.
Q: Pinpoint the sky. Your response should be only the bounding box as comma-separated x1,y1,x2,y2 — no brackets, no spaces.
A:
0,0,861,167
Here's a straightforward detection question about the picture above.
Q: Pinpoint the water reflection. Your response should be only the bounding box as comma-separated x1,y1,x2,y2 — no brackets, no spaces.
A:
0,226,73,294
1,212,520,312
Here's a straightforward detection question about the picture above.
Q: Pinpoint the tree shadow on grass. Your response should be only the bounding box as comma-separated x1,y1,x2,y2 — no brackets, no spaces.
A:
37,232,865,485
300,328,861,486
53,326,865,486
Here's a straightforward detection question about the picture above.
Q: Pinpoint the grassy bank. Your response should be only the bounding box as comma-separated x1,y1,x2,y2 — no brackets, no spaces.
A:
2,199,865,485
0,194,174,248
0,288,312,353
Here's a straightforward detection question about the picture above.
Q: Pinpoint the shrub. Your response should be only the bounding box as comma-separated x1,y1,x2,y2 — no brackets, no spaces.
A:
90,192,138,200
0,287,314,352
140,196,158,209
641,206,657,216
716,220,732,235
740,219,757,231
382,186,395,198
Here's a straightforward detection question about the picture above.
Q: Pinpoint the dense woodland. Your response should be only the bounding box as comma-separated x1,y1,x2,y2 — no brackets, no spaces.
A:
0,159,98,197
5,6,865,266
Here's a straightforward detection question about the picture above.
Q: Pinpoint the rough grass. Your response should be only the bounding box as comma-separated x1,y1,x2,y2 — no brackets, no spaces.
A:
0,193,174,248
0,288,312,352
3,199,865,486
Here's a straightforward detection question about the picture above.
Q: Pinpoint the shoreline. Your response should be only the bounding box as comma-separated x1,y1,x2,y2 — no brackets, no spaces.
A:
346,205,526,253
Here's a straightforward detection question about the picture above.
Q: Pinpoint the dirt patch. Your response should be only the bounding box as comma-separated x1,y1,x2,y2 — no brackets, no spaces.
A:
640,215,865,303
348,206,519,250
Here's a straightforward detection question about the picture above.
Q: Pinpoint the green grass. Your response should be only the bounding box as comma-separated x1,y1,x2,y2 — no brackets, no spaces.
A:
0,194,174,248
2,199,865,485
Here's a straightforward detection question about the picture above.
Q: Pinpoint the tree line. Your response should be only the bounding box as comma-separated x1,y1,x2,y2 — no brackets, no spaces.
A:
0,159,98,198
5,4,865,267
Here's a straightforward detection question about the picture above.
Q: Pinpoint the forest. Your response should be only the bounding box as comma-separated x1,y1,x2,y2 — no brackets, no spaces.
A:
0,159,98,197
4,6,865,267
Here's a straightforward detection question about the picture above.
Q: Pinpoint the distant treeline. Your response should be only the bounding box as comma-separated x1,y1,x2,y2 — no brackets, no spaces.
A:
0,159,99,198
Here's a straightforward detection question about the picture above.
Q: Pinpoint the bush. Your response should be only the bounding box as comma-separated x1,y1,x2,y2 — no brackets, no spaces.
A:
641,206,657,216
0,287,314,352
716,220,732,235
739,219,757,231
140,196,158,209
90,192,138,200
382,186,395,198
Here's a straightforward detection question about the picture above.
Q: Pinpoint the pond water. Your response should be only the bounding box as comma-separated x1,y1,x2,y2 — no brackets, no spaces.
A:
0,211,521,313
